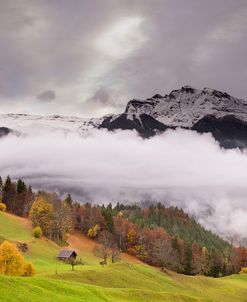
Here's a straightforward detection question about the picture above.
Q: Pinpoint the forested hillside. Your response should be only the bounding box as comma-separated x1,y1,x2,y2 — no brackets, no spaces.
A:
120,204,229,251
0,175,247,277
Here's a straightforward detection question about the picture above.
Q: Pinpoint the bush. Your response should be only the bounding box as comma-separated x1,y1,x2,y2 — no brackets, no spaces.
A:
33,226,43,238
240,267,247,274
17,242,29,253
0,203,6,212
22,261,35,276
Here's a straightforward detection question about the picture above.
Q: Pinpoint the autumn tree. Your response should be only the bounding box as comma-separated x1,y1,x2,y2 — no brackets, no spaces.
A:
0,241,35,276
199,247,211,275
88,224,100,238
191,241,202,275
73,203,105,235
0,202,6,212
52,201,72,243
29,196,53,238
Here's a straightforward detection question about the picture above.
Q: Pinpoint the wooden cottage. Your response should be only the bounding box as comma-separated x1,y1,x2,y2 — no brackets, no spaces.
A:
57,250,77,261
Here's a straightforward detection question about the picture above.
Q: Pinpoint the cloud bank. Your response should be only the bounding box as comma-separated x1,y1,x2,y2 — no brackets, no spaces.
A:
0,128,247,240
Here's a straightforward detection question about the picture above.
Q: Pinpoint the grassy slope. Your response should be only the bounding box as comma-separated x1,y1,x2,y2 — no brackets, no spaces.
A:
0,212,247,302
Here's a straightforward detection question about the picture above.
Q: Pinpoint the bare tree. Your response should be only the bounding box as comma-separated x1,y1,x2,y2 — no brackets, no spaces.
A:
111,244,121,263
93,230,120,265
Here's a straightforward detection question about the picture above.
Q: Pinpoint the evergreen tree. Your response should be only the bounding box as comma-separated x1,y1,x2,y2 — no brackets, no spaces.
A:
64,193,73,207
101,207,114,233
2,176,16,213
0,176,3,197
184,243,193,275
15,179,27,216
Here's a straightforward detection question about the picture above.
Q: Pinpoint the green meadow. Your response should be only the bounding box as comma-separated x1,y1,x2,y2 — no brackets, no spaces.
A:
0,211,247,302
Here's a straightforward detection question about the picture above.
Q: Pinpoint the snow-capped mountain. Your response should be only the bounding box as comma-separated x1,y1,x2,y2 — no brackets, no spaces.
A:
100,86,247,148
101,85,247,128
1,86,247,148
125,86,247,127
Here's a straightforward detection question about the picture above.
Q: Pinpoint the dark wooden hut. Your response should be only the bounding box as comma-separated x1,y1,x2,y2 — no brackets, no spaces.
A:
57,250,77,261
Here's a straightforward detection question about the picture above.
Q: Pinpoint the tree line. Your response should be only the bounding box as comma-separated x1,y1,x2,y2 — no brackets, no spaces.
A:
0,175,247,277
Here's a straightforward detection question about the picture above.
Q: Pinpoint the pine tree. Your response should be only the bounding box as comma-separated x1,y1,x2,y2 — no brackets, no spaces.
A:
64,193,73,207
15,179,27,216
2,176,16,213
0,176,3,197
101,207,114,233
184,243,193,275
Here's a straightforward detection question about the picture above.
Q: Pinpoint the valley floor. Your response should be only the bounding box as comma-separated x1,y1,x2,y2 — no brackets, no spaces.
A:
0,212,247,302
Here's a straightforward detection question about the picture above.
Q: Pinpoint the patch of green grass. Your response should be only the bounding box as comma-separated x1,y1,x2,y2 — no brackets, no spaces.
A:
0,274,211,302
0,212,32,242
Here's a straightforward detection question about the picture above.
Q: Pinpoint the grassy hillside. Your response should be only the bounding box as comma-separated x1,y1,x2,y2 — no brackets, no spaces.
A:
0,211,247,302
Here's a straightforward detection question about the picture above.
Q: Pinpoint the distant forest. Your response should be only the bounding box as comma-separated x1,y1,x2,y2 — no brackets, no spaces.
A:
0,175,247,277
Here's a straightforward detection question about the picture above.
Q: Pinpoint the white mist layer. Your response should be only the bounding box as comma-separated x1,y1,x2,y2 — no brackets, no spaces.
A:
0,128,247,239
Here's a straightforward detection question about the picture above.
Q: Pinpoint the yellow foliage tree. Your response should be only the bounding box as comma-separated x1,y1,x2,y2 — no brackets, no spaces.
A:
0,241,35,276
127,228,137,245
0,241,23,275
0,202,6,212
29,196,53,238
88,224,100,238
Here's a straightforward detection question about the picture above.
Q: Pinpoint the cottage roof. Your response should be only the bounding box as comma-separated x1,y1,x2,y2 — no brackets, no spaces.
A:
57,250,77,258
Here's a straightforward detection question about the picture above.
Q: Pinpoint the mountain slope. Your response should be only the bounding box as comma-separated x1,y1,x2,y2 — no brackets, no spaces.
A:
123,86,247,128
122,205,230,252
0,212,247,302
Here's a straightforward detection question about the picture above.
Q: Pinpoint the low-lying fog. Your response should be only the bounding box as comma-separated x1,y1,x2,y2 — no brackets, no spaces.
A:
1,128,247,241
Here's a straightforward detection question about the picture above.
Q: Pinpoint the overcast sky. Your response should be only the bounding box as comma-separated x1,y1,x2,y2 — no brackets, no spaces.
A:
0,0,247,116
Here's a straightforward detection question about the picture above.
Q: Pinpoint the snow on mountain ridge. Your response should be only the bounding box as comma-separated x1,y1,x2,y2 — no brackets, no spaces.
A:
0,113,101,136
124,86,247,127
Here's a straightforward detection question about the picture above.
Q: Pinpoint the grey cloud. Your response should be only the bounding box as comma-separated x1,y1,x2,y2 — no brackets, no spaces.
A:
87,88,115,106
37,90,55,102
0,0,247,114
85,87,123,111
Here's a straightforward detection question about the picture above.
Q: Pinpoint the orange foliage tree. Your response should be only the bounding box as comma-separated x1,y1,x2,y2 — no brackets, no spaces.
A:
0,241,35,276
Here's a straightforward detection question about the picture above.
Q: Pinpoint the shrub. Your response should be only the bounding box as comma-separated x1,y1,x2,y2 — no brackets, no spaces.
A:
22,261,35,276
33,226,43,238
0,203,6,212
17,242,29,253
240,267,247,274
